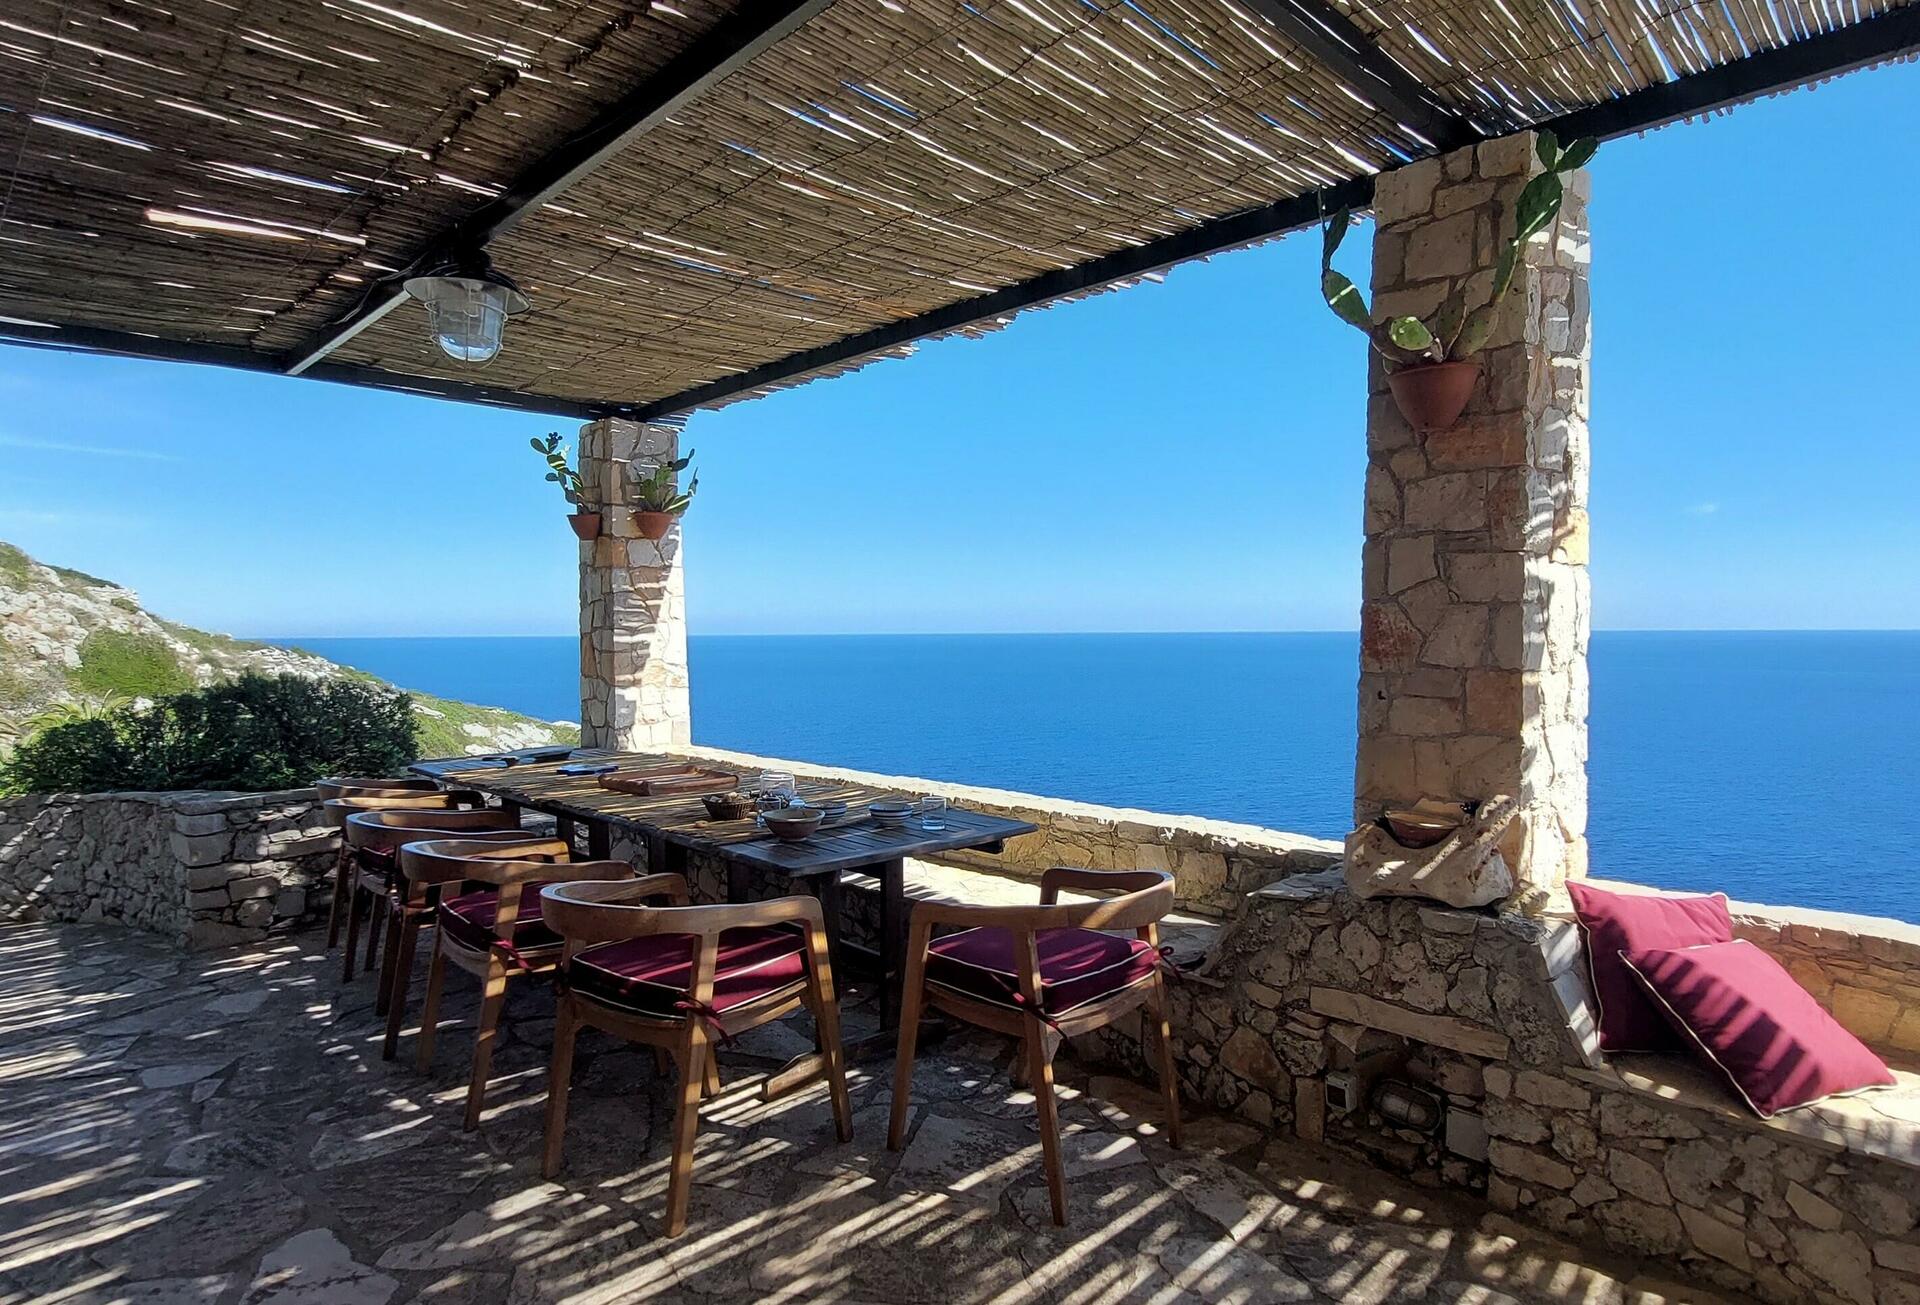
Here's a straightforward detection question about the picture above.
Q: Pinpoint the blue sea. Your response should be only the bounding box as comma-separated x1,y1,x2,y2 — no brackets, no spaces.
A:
276,632,1919,923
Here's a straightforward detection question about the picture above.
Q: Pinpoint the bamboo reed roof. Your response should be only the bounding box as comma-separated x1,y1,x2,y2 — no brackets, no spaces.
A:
0,0,1913,417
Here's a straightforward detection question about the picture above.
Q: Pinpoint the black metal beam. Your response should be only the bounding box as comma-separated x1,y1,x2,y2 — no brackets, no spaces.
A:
1237,0,1476,150
0,319,617,420
631,4,1920,419
280,0,835,377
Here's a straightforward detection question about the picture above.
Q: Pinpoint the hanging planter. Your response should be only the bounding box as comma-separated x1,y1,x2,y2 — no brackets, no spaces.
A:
628,451,699,544
1315,131,1597,436
567,511,602,541
1387,360,1481,434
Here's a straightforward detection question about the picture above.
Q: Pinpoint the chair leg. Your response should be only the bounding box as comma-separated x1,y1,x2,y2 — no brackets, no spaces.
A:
1028,1026,1067,1226
541,994,579,1179
703,1053,722,1099
665,1027,709,1237
373,896,399,1015
341,885,365,982
324,848,350,950
364,892,385,984
416,932,447,1073
887,941,928,1151
1146,977,1183,1149
808,964,853,1143
652,1046,672,1077
464,953,509,1131
382,912,422,1061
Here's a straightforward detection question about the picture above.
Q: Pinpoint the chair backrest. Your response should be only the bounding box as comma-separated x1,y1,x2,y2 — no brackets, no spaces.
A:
541,880,822,948
1036,867,1176,932
399,837,577,887
342,805,520,852
320,790,481,830
316,776,440,801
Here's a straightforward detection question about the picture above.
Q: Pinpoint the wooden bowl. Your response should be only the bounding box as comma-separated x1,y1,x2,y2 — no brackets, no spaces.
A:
1383,809,1461,849
761,807,825,842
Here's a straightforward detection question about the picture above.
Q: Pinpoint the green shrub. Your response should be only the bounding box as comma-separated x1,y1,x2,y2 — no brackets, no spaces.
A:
73,630,195,700
0,543,30,587
0,673,419,795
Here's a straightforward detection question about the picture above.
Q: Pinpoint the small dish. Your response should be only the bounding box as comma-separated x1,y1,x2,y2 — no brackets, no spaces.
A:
1383,807,1462,849
762,807,825,842
702,792,754,821
869,800,913,827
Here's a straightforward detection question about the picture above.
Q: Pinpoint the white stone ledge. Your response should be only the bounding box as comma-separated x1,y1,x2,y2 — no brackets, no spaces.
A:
1582,876,1920,958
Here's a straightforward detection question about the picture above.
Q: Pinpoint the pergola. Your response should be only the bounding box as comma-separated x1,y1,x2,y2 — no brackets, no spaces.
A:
0,0,1911,420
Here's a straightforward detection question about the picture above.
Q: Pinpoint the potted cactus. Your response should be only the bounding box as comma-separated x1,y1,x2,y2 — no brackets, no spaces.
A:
531,433,599,539
1320,131,1596,432
629,451,698,540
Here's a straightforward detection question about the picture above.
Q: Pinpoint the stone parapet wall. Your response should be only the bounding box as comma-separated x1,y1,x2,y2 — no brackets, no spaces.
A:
0,789,336,948
669,744,1342,915
1087,872,1920,1305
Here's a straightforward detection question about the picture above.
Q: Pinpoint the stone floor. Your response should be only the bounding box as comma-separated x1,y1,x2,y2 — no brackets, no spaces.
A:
0,921,1739,1305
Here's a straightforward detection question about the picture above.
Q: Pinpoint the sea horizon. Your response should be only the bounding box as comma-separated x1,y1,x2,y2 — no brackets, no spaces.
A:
271,630,1920,924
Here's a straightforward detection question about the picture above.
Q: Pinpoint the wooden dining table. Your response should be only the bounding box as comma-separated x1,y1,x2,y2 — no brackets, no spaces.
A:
408,749,1037,1049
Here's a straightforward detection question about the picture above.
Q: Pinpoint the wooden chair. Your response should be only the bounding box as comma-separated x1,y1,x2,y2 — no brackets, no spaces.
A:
399,838,634,1127
319,787,480,954
540,879,854,1236
887,867,1182,1225
335,803,511,994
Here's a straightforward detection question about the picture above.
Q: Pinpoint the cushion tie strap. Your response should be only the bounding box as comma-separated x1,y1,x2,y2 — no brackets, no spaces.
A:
1153,944,1185,981
673,998,737,1047
1009,990,1064,1034
493,939,539,972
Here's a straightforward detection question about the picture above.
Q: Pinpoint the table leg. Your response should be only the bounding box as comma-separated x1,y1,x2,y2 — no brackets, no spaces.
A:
811,873,845,982
878,857,907,1032
645,832,666,875
725,859,750,905
556,816,577,856
501,798,523,825
587,820,612,860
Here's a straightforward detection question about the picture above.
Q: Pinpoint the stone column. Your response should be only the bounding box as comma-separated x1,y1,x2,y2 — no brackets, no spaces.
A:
1353,133,1592,903
578,417,691,750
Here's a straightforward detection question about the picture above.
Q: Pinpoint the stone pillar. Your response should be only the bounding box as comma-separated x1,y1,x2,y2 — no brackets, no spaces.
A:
578,417,691,750
1353,133,1592,902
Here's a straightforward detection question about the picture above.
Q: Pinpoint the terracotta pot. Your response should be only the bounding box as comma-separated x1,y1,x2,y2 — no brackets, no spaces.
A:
634,510,676,540
1387,360,1480,433
566,511,601,541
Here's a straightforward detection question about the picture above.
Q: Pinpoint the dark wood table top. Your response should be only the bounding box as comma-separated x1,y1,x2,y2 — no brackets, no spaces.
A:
410,750,1036,879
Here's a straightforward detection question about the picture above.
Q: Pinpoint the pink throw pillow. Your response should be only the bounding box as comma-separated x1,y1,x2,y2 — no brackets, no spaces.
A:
1567,881,1732,1052
1623,940,1895,1117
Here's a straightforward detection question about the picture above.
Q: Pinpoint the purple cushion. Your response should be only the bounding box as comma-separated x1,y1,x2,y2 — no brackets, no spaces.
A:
570,925,807,1019
1568,881,1731,1052
926,926,1159,1020
438,885,560,957
1623,940,1895,1117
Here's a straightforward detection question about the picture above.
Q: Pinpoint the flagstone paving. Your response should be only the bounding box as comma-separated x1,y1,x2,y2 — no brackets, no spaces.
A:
0,921,1737,1304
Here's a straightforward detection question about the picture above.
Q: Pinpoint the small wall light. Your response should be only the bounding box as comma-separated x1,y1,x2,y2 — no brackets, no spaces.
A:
403,250,529,364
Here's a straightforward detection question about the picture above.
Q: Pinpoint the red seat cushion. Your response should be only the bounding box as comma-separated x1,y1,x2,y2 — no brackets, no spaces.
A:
926,926,1160,1022
438,885,560,958
1568,881,1731,1052
570,925,808,1021
1623,940,1895,1117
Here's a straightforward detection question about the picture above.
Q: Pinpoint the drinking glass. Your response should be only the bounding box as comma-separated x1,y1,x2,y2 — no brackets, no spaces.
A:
918,796,948,831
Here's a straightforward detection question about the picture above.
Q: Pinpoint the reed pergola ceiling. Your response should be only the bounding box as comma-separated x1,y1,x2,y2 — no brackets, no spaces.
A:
0,0,1914,419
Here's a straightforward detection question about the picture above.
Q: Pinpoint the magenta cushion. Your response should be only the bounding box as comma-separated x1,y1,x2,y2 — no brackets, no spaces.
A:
1623,940,1894,1117
926,926,1159,1021
571,925,807,1019
437,884,560,957
1568,881,1731,1052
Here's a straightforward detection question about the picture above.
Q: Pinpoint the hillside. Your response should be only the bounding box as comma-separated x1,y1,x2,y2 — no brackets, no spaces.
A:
0,541,577,758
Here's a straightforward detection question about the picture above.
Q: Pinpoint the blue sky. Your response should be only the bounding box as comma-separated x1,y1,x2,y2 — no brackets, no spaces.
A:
1,63,1915,638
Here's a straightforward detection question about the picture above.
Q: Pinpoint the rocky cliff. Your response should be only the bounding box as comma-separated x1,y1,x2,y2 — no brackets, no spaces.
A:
0,540,577,758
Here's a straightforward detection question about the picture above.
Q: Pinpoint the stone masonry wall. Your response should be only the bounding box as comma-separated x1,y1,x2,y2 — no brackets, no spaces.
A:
0,789,337,948
1357,133,1592,900
578,417,691,751
1086,873,1920,1305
